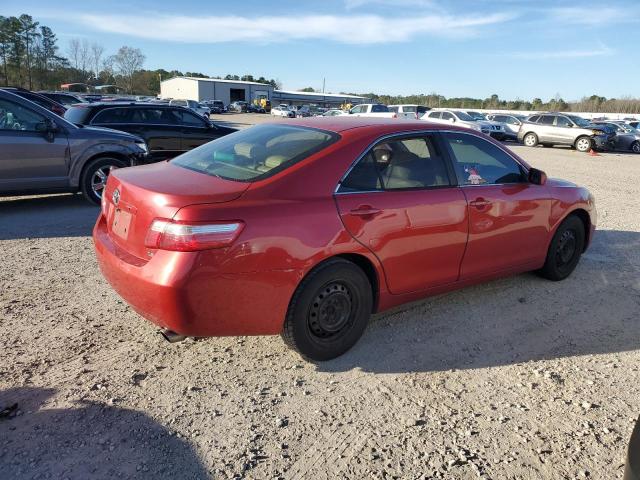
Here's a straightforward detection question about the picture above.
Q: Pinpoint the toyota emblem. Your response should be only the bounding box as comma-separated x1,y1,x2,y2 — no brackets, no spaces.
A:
112,188,120,206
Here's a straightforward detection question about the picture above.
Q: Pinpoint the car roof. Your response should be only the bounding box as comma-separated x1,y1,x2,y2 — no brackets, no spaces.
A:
279,117,469,134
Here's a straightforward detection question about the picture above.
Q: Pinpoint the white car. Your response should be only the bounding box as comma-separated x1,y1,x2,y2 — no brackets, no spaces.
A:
348,104,397,118
271,106,295,118
169,99,210,119
388,104,431,119
422,110,506,139
322,109,348,117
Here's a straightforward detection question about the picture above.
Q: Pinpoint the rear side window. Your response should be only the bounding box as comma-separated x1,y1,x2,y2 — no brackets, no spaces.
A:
442,132,526,185
338,135,450,192
403,106,417,113
172,124,338,182
92,108,131,124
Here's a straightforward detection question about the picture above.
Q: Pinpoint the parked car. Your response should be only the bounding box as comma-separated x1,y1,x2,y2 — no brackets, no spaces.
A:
0,87,67,117
518,113,615,152
0,89,148,204
168,99,210,119
230,101,249,113
203,100,226,114
627,121,640,130
94,117,596,361
271,106,296,118
591,121,640,153
322,109,348,117
388,104,431,119
486,113,527,141
423,110,506,139
247,103,266,114
64,103,236,162
348,103,397,118
624,416,640,480
38,91,87,106
293,105,312,118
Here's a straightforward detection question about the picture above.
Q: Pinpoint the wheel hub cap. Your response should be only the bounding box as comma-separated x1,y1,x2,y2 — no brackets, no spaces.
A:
556,230,576,266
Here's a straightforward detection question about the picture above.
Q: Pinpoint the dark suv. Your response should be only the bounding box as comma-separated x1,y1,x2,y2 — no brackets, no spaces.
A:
0,89,148,204
65,103,236,161
0,87,67,117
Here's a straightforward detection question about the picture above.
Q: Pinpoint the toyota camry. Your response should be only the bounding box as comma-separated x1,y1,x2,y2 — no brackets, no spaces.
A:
94,118,596,361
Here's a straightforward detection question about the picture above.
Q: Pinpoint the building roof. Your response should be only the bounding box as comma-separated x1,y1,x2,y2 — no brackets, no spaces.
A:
274,90,366,99
162,76,275,87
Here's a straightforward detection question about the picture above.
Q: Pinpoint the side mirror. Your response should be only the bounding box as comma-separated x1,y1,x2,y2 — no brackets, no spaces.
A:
36,119,57,142
449,117,455,123
528,167,547,186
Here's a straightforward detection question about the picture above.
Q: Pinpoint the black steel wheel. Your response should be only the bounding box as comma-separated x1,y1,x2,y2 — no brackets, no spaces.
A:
282,259,372,361
537,215,585,281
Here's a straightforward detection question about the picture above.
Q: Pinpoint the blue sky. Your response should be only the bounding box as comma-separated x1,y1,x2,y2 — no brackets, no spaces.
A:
4,0,639,100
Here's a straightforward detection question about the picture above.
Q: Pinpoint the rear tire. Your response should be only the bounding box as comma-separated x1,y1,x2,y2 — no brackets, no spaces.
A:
80,157,127,205
281,259,373,361
537,215,585,281
523,133,538,147
575,136,592,153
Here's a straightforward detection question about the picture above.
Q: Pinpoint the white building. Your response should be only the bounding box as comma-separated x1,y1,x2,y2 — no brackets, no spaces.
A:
160,76,275,105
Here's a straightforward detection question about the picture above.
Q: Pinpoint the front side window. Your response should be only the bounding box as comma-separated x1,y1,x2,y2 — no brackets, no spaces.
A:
540,115,555,125
351,105,363,114
371,104,389,113
506,116,521,125
427,111,441,119
0,99,47,131
172,124,338,182
176,109,207,126
388,106,399,113
92,108,131,124
555,116,573,127
338,135,450,192
441,112,454,121
528,115,540,123
442,132,526,185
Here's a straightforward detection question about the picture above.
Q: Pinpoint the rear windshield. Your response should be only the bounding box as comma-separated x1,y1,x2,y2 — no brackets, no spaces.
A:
172,124,339,182
64,106,93,124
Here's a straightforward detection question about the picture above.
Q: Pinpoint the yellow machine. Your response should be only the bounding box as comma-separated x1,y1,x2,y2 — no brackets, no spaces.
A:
253,92,272,112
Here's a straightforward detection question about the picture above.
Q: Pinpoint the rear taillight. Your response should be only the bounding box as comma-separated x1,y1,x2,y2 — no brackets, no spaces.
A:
144,219,244,251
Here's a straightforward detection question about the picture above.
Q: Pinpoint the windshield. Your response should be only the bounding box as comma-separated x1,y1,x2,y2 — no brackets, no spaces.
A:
567,115,590,127
467,111,485,120
172,124,339,182
454,111,475,121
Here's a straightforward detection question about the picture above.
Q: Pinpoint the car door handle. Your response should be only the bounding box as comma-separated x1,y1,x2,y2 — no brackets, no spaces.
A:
349,205,381,217
469,198,491,208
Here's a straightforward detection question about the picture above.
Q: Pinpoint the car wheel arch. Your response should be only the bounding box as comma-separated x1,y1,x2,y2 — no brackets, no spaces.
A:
76,151,130,189
549,208,592,253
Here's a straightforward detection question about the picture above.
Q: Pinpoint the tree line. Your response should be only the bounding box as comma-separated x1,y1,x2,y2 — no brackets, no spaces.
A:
2,13,639,113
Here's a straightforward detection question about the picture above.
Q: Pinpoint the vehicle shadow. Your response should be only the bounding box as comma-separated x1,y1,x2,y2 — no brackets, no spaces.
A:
0,387,209,479
318,229,640,374
0,194,98,240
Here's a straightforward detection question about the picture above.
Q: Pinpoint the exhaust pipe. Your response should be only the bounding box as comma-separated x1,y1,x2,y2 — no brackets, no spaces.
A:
159,329,186,343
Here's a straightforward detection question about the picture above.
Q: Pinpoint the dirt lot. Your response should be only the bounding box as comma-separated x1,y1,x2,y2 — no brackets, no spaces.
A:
1,115,639,479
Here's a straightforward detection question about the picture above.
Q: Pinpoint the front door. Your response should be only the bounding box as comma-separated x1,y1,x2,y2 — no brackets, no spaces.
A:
176,109,217,151
440,131,551,279
335,134,468,294
0,97,70,193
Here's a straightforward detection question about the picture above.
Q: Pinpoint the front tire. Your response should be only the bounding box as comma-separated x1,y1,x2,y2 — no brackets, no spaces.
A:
537,215,585,281
80,157,127,205
575,136,592,153
631,141,640,154
282,259,373,361
523,133,538,147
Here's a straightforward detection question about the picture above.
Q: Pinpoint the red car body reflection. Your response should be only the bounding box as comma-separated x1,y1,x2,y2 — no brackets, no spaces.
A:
93,118,596,357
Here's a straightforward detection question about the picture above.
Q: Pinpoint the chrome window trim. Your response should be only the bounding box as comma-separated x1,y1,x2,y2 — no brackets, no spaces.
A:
334,129,531,195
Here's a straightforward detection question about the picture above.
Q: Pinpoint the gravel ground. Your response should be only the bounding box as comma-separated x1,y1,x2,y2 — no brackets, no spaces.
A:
1,116,639,479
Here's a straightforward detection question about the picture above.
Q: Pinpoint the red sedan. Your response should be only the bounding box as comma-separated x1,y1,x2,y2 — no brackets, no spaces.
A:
94,118,596,361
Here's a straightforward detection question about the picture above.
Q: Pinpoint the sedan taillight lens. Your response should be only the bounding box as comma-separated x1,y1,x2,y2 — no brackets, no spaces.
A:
145,219,244,251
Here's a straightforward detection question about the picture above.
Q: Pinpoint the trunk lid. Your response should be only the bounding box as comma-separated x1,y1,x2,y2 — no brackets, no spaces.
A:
103,161,249,260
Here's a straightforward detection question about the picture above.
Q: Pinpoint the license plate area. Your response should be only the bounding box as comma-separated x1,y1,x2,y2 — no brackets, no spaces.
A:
112,209,133,240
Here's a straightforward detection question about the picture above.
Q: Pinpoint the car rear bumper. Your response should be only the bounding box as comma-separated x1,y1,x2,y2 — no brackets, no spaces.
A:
93,215,301,337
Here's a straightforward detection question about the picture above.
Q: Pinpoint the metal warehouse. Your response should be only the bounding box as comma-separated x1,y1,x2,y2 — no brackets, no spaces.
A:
160,77,275,105
160,76,367,108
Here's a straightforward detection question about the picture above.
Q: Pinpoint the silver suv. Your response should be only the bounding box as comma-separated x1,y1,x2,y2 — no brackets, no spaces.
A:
518,113,615,152
0,89,148,204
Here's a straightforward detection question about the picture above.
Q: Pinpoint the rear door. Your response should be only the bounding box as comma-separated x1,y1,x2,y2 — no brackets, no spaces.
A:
440,131,550,279
335,133,468,294
0,97,70,192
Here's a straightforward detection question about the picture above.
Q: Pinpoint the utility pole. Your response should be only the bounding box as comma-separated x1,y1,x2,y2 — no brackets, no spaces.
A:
322,77,325,94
